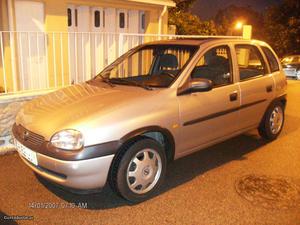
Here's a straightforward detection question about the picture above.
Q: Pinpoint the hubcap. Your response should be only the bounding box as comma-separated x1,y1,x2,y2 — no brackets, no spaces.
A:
269,106,283,135
126,149,162,194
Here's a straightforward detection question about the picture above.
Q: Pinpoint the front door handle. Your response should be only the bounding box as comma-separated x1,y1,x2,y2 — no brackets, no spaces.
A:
266,85,273,93
229,92,238,102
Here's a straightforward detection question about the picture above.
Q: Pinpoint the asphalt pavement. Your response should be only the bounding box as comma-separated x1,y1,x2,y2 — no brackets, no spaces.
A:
0,80,300,225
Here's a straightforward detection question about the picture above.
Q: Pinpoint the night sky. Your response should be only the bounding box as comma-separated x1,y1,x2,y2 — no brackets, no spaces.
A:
191,0,283,20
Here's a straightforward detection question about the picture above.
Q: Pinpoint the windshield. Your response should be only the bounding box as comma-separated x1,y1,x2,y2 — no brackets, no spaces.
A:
93,44,198,88
282,56,300,64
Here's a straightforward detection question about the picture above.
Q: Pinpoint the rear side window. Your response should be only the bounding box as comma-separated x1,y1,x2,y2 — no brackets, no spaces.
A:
261,46,279,72
235,45,267,81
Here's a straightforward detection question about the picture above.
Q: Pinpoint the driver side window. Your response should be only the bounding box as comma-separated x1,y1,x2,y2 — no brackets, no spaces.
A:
191,45,232,87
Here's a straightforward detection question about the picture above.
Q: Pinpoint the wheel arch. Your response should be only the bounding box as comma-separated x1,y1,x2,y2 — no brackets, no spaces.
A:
277,94,287,109
119,126,176,162
268,94,287,111
259,94,286,128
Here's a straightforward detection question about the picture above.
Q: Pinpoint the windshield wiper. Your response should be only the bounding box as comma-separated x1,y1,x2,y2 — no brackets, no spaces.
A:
110,78,152,90
94,74,115,87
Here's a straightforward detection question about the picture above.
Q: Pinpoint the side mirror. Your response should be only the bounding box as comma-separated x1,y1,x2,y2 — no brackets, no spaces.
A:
178,78,213,95
189,78,213,93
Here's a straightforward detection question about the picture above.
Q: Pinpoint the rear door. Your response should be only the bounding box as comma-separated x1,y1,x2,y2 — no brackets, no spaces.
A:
234,44,275,130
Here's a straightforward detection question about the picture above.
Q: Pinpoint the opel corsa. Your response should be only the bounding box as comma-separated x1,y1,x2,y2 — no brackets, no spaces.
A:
12,38,287,202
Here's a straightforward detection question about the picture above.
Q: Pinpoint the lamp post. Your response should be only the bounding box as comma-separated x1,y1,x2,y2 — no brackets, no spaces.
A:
232,21,244,36
235,21,244,30
231,21,252,39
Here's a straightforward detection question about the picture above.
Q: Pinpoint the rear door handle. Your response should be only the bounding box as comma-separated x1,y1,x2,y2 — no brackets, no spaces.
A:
229,92,238,102
266,85,273,93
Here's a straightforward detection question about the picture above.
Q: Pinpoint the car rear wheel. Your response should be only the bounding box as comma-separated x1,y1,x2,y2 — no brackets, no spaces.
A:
109,137,167,203
258,101,284,140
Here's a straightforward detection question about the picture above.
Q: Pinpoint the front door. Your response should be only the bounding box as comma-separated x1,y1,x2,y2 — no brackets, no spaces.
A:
177,45,240,155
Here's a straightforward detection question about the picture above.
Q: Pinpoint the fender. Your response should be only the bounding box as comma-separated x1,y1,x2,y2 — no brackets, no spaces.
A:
120,126,176,161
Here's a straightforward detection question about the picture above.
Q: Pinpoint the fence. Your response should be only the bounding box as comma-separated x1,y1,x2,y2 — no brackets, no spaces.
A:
0,31,239,95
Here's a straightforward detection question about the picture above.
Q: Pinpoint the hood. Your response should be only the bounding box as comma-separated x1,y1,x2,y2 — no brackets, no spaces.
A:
16,82,154,139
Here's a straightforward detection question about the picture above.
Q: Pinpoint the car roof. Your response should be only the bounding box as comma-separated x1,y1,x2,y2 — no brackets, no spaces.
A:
142,37,261,46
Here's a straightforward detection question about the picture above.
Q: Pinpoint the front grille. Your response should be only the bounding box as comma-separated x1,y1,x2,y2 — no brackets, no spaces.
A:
13,123,45,147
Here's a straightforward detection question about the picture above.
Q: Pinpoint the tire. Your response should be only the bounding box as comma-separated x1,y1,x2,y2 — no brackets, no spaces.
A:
258,101,285,141
109,137,167,203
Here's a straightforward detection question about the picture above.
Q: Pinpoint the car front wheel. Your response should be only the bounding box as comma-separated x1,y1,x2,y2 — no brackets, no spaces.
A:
109,137,167,203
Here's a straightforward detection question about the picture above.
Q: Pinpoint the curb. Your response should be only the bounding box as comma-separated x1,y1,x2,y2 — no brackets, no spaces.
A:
0,135,16,156
0,146,16,156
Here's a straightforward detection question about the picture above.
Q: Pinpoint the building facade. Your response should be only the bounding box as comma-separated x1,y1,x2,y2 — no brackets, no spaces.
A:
0,0,175,150
0,0,175,93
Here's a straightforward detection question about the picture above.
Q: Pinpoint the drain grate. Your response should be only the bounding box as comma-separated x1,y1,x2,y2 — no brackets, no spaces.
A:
235,174,300,209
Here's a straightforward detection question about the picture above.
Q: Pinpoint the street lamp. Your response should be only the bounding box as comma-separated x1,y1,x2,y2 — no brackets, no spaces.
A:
235,21,244,30
229,21,252,39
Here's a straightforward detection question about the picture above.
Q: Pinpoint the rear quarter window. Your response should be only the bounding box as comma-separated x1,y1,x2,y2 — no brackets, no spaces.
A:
261,46,280,73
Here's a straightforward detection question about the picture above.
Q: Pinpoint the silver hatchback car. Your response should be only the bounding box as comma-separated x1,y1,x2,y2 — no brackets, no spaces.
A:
281,54,300,79
12,38,287,202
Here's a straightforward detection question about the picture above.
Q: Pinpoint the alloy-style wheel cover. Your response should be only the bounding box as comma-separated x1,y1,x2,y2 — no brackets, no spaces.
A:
269,106,283,134
126,149,162,194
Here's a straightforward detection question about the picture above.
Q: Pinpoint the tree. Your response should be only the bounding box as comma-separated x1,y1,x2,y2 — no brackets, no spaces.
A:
168,0,217,35
264,0,300,56
214,5,263,39
172,0,196,11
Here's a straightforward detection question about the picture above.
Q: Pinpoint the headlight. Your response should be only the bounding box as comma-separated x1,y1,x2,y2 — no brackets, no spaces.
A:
50,129,84,150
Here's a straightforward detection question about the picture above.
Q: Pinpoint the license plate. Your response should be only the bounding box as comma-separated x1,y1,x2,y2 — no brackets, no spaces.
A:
15,139,38,166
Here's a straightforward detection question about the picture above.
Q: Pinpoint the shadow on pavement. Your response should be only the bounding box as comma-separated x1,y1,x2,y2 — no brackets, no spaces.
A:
37,131,269,210
160,132,268,192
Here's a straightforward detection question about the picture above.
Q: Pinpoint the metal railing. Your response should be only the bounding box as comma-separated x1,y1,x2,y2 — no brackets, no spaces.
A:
0,31,240,95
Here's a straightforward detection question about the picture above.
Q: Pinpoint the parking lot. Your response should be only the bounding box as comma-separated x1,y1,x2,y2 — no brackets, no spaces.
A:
1,80,300,225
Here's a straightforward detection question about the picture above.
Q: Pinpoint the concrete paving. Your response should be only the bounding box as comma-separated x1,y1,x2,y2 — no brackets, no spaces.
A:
0,80,300,225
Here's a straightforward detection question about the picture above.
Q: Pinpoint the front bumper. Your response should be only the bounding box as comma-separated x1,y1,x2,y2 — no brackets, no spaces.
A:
11,123,118,190
18,150,114,190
